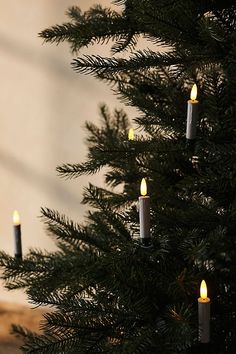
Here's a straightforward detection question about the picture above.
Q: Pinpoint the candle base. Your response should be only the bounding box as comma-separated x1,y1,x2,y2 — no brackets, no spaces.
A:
193,342,211,354
124,140,136,151
186,138,196,152
140,238,152,248
200,342,211,353
14,253,22,260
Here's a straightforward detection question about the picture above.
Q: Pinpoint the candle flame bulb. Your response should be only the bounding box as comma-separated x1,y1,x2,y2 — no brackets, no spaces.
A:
128,128,134,141
190,84,197,101
13,210,21,225
140,178,147,196
200,280,207,299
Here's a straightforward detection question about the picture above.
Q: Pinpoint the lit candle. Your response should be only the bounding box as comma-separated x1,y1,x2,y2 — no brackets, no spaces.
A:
198,280,210,343
13,210,22,260
128,128,134,141
139,178,150,243
186,84,199,140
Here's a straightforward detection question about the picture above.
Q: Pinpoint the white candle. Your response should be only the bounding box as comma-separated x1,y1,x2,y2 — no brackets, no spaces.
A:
128,128,134,141
186,84,199,140
139,178,150,240
13,210,22,260
198,280,210,343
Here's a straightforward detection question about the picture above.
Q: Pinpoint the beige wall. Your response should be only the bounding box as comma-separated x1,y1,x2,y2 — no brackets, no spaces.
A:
0,1,136,303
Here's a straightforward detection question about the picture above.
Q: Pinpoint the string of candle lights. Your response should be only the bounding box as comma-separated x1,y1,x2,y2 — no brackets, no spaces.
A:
129,84,208,342
10,84,207,343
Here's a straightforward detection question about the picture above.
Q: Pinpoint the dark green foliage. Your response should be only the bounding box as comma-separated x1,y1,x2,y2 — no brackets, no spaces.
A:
1,0,236,353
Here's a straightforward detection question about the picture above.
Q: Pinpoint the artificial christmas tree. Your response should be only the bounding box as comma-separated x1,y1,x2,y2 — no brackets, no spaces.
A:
1,0,236,353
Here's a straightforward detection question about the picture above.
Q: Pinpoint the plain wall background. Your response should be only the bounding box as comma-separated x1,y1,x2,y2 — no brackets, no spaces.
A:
0,0,137,304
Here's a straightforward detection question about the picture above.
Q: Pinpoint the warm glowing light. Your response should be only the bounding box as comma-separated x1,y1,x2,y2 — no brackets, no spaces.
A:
200,280,208,299
190,84,198,101
128,128,134,141
13,210,21,225
140,178,147,196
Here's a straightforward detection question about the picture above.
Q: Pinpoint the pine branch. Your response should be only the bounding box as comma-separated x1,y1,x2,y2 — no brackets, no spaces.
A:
39,5,141,53
71,50,221,77
83,183,132,242
12,323,82,354
57,105,130,180
41,207,110,253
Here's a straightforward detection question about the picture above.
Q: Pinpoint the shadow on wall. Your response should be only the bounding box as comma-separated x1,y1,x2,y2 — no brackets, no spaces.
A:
0,30,104,213
0,32,105,93
0,149,81,208
0,32,72,82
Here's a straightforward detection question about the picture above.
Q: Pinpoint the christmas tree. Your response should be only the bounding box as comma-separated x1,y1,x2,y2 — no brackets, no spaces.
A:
1,0,236,352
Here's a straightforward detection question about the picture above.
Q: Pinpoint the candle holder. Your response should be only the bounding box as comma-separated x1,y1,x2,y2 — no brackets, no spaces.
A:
195,342,211,354
140,237,153,248
186,138,196,152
